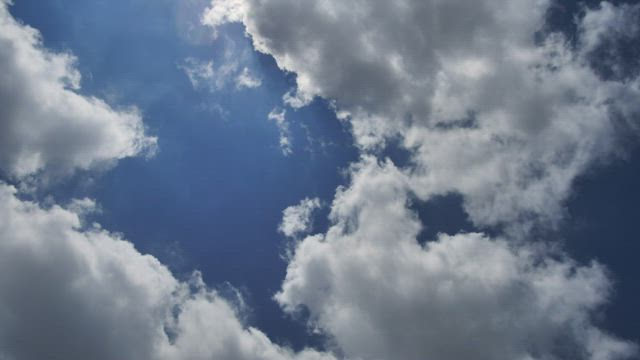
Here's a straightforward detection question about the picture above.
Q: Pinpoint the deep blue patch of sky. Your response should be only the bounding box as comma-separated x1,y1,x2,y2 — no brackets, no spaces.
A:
8,0,639,349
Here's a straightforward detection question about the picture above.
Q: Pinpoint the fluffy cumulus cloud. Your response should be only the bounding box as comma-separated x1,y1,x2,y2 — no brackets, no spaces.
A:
0,0,638,358
276,158,636,360
0,183,335,360
0,0,156,181
279,197,321,238
0,3,333,359
204,0,640,229
206,0,640,359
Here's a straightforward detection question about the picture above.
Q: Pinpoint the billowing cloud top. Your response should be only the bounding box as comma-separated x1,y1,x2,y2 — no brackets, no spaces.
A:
279,197,321,238
276,157,636,360
0,0,156,181
204,0,640,359
204,0,640,230
0,183,336,360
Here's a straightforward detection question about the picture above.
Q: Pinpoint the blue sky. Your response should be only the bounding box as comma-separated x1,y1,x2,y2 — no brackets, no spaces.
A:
1,0,639,359
10,0,359,348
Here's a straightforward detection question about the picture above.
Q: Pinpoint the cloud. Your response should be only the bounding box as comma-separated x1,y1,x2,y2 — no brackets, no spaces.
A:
179,57,217,89
0,0,156,181
204,0,640,230
0,5,331,359
200,0,247,39
0,0,636,359
275,157,637,360
179,56,240,91
205,1,640,358
235,67,262,89
0,182,336,360
179,60,262,92
180,36,261,93
279,197,321,238
268,108,292,155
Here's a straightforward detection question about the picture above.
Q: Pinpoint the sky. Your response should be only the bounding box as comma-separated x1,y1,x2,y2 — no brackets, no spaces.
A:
0,0,639,359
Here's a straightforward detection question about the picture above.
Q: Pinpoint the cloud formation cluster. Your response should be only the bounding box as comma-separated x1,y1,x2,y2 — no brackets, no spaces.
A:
0,3,328,359
0,184,335,360
0,0,156,181
276,158,636,360
205,0,640,359
0,0,638,358
204,0,640,229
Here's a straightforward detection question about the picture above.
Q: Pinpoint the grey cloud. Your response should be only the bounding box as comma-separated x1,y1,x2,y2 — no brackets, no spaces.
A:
204,0,640,230
2,0,635,359
276,158,637,360
205,2,640,358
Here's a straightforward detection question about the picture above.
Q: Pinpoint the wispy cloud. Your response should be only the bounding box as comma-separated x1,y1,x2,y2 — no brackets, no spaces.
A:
235,67,262,89
268,108,292,156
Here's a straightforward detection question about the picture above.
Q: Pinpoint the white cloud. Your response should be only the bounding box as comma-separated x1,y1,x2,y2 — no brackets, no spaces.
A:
200,0,247,39
179,30,263,93
235,67,262,89
276,158,637,360
268,108,292,155
204,0,640,230
279,197,321,238
0,0,156,181
204,2,640,357
1,1,636,359
0,6,335,358
180,57,261,93
179,57,216,89
0,182,336,360
179,56,239,91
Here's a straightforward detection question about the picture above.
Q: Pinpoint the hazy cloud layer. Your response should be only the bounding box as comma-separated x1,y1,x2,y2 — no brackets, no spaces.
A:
0,0,156,180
